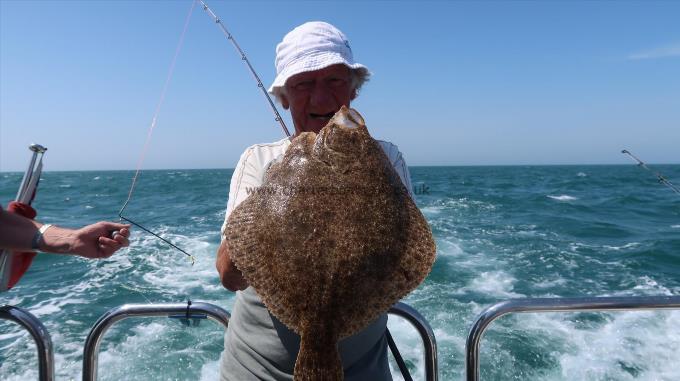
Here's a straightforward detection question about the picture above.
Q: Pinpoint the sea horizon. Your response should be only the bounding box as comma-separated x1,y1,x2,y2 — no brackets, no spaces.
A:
2,162,680,175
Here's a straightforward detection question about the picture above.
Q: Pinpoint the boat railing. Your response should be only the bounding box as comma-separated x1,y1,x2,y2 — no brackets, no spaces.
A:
388,302,438,381
79,301,436,381
6,296,680,381
465,295,680,381
81,301,230,381
0,305,54,381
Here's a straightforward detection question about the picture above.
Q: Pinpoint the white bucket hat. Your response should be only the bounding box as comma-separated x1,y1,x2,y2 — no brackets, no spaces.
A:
268,21,370,97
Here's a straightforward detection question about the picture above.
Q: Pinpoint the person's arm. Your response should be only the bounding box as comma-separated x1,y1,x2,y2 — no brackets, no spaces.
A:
217,144,272,291
216,241,248,291
0,208,130,259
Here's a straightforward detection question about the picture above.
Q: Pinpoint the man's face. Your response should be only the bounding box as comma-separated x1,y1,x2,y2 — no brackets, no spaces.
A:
281,64,356,135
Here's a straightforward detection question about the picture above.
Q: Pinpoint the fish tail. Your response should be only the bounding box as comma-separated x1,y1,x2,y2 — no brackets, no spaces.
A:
294,336,343,381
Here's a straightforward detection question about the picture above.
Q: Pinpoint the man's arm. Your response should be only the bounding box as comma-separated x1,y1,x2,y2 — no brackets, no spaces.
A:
216,240,248,291
217,143,277,292
0,208,130,258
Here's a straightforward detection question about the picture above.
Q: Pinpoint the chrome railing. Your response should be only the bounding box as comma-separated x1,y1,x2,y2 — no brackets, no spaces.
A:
80,301,436,381
0,305,54,381
465,295,680,381
388,302,438,381
82,302,230,381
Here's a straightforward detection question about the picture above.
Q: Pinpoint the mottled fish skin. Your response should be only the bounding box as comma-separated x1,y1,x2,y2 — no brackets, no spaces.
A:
225,106,436,381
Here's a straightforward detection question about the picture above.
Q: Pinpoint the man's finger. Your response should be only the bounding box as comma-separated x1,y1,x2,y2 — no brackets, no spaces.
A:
98,236,119,246
100,222,131,231
115,235,130,246
98,237,125,255
97,240,121,258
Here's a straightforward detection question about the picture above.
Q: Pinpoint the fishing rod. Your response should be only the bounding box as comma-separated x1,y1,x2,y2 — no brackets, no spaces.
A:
622,149,680,196
198,0,291,138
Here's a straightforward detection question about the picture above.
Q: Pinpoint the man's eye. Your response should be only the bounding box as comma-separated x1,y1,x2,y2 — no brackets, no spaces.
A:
328,78,348,87
293,81,314,91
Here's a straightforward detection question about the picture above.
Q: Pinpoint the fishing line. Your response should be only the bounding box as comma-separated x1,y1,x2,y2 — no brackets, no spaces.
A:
622,149,680,196
118,0,197,265
119,0,290,264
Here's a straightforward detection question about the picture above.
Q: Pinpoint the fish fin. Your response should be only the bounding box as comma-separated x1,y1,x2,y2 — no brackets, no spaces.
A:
294,334,343,381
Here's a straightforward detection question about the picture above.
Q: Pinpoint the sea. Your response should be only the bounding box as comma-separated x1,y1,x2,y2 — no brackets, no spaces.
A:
1,165,679,381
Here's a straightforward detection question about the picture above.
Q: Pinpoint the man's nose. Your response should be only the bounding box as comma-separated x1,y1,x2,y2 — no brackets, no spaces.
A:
309,82,334,108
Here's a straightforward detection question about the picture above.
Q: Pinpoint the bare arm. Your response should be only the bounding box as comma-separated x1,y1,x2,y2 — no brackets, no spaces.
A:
216,239,248,291
0,208,130,258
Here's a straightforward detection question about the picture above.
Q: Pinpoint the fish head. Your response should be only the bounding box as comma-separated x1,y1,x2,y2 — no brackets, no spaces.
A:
312,106,372,170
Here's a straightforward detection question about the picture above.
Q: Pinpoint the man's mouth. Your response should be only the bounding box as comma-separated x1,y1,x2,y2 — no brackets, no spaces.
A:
309,112,335,120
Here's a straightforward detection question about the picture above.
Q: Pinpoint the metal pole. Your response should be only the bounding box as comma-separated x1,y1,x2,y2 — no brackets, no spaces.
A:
20,156,44,204
465,295,680,381
15,144,46,201
1,143,47,291
0,305,54,381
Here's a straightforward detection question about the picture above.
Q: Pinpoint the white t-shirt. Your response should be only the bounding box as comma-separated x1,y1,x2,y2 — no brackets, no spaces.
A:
221,137,413,238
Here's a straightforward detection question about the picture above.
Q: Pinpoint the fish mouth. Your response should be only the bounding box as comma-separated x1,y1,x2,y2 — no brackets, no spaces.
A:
318,107,367,155
328,106,364,130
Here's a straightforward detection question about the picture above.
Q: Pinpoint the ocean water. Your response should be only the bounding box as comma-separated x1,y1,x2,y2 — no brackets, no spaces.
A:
1,165,679,380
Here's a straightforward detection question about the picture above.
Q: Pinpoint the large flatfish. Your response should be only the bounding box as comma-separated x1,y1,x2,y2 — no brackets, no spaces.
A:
225,106,436,380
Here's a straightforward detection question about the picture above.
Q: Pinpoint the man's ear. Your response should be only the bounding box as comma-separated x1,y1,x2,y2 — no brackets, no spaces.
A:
280,94,290,110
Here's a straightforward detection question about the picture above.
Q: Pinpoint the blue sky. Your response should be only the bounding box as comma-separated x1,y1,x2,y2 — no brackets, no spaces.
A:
1,0,678,171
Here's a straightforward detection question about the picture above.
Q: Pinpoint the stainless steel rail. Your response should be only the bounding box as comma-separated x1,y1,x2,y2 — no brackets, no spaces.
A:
82,302,230,381
0,305,54,381
389,302,439,381
81,301,435,380
465,295,680,381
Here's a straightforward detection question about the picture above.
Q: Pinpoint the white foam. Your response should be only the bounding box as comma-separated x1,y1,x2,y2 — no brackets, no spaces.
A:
420,206,442,215
577,172,587,177
533,277,568,289
554,310,680,380
458,271,524,298
199,359,222,381
436,238,464,257
29,296,89,317
548,194,577,201
604,242,640,251
671,225,680,229
0,331,25,341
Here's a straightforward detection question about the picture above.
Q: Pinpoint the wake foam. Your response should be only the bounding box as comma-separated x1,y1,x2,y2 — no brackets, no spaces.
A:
548,194,577,201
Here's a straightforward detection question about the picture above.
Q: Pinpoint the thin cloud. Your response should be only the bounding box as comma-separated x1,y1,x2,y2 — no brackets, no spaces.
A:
628,42,680,60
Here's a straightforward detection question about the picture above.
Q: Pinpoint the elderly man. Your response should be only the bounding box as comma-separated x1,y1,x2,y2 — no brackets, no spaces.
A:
216,21,413,380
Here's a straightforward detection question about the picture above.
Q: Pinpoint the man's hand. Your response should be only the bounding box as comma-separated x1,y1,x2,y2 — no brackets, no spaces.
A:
216,239,248,291
51,222,131,259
